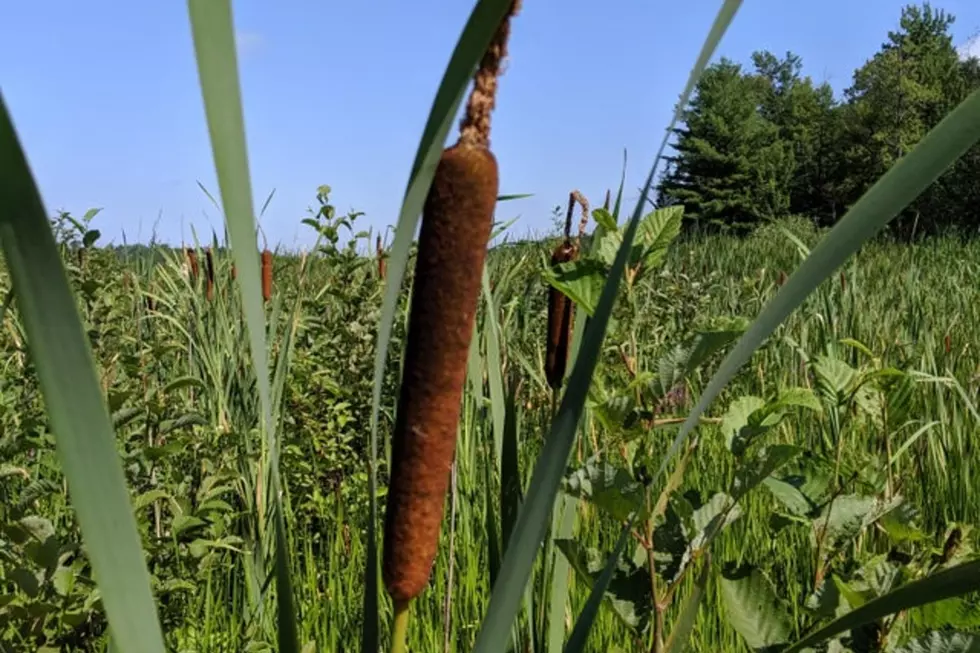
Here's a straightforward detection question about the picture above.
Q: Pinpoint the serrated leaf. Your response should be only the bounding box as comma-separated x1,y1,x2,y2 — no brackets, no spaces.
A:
812,356,857,406
9,567,40,598
633,206,684,271
731,445,802,502
807,574,848,619
543,259,607,317
554,539,652,632
651,327,745,402
785,561,980,653
911,597,980,631
721,396,767,454
18,515,55,542
172,515,206,538
893,632,980,653
720,564,793,650
563,460,645,522
592,207,618,231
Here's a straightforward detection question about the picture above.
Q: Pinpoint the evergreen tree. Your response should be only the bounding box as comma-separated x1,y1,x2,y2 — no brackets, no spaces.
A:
658,59,792,232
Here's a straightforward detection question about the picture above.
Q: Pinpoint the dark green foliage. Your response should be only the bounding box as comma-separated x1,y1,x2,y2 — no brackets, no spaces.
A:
659,2,980,237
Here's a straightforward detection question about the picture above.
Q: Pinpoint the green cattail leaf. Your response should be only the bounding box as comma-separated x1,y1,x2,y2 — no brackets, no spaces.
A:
0,96,166,653
473,2,743,650
185,1,298,651
365,0,517,648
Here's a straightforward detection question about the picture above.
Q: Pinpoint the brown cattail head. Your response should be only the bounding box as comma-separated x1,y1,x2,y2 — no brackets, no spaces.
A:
840,270,846,293
778,270,787,287
261,249,273,302
383,0,519,607
383,142,499,604
945,333,952,354
186,248,199,284
377,235,387,281
546,237,578,390
145,295,155,312
231,263,238,281
205,248,215,301
383,0,519,604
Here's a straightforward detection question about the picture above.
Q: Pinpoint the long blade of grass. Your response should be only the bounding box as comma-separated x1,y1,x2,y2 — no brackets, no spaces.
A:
185,1,298,650
784,560,980,653
655,86,980,487
483,267,506,462
0,95,166,653
473,3,743,650
364,1,517,648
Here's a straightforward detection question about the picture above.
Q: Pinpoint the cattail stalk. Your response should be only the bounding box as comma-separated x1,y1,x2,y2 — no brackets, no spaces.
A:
261,249,273,302
383,0,520,633
186,248,199,284
545,192,583,390
205,248,215,301
377,235,387,281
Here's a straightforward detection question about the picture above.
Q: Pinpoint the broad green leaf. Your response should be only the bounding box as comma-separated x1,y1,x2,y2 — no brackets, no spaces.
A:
542,259,608,317
909,591,980,631
555,538,651,632
596,228,624,268
563,460,646,522
633,205,684,271
652,326,747,402
720,564,793,650
0,94,165,653
785,561,980,652
731,445,802,502
893,632,980,653
592,207,618,231
720,396,766,454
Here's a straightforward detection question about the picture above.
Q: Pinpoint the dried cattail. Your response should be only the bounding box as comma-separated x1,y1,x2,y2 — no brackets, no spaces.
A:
572,190,589,244
205,248,215,301
939,527,962,565
377,235,387,281
186,248,199,284
231,263,237,281
945,333,952,354
545,192,580,390
145,295,155,312
261,249,273,302
840,270,846,293
383,0,519,609
778,270,787,287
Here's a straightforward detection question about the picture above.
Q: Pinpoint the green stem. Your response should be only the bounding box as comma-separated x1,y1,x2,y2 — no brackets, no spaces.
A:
391,600,411,653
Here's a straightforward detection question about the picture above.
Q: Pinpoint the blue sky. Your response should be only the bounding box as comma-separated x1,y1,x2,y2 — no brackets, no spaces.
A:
2,1,979,250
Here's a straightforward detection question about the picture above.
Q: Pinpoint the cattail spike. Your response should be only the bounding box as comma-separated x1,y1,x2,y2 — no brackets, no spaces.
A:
261,249,273,302
186,248,199,284
205,248,215,301
383,0,519,607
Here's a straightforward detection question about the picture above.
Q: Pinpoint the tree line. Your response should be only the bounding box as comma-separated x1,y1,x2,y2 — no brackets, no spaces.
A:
656,2,980,238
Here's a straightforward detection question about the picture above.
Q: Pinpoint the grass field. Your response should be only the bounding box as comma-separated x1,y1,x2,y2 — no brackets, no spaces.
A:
3,206,979,652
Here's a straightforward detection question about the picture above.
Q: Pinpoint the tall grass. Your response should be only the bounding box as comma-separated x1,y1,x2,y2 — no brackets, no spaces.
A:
2,0,980,651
